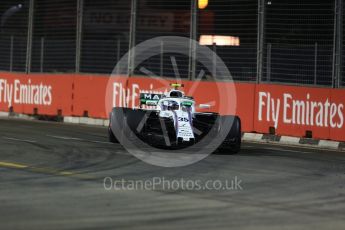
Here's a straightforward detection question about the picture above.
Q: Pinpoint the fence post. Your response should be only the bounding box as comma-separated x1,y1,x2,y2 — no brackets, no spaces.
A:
76,0,83,73
10,36,14,72
213,43,217,79
116,38,121,74
40,37,45,72
266,43,271,82
314,42,318,85
337,0,343,87
25,0,34,73
128,0,137,77
160,40,164,77
256,0,265,83
332,0,343,88
189,0,197,81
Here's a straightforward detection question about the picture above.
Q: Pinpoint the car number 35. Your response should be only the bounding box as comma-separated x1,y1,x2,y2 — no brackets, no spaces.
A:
178,117,189,122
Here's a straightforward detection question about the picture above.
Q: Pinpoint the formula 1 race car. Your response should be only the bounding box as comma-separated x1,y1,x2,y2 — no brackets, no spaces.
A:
108,84,241,154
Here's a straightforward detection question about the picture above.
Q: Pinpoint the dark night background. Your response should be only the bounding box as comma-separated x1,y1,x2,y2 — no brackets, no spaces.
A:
0,0,342,85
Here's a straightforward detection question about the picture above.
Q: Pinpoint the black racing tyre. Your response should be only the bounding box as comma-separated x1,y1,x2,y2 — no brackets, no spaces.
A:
108,126,118,143
218,116,241,154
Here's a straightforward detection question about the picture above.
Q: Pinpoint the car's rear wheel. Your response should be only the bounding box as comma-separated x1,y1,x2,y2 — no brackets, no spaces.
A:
108,126,118,143
217,116,241,154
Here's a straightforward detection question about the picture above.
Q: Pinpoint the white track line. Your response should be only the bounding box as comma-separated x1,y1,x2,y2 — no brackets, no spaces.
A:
46,135,112,145
262,147,312,154
89,140,113,145
3,137,36,143
245,141,344,153
46,135,83,140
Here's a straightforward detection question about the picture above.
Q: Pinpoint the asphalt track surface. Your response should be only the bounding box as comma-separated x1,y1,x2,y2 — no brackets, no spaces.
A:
0,118,345,230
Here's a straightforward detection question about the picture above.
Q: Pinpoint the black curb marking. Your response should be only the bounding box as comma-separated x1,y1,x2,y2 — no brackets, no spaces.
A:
338,142,345,151
262,134,281,142
299,138,320,146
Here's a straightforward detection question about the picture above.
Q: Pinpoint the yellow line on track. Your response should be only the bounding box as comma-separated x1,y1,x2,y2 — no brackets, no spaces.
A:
0,161,94,179
0,161,29,169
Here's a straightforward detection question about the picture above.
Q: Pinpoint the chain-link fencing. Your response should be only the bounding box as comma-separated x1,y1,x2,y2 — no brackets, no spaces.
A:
0,0,344,87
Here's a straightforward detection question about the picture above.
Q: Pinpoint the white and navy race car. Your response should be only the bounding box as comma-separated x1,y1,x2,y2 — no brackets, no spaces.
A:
108,84,241,153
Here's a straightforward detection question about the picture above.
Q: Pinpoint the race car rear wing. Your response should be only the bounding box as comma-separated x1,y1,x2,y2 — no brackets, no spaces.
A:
140,93,163,107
